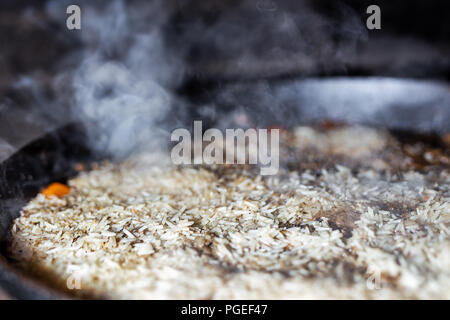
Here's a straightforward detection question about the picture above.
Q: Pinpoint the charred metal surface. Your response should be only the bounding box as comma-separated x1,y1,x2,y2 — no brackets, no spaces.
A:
0,123,103,299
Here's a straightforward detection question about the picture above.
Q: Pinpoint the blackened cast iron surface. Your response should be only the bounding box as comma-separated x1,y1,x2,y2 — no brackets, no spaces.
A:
0,123,101,299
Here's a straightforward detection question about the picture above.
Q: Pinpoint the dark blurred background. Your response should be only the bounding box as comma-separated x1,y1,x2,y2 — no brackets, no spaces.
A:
0,0,449,161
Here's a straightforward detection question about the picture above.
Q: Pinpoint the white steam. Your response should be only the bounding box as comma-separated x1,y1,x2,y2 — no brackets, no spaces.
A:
47,0,184,158
41,0,374,159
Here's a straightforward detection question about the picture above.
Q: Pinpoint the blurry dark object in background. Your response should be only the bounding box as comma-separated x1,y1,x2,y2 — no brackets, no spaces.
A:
185,78,450,134
1,0,449,84
0,1,81,154
169,0,449,120
168,0,449,81
0,0,449,159
0,0,448,92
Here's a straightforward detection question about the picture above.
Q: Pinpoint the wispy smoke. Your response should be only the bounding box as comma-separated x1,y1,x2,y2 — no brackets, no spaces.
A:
209,77,450,133
0,138,14,163
46,0,185,159
3,0,448,164
170,0,368,79
41,0,367,160
36,0,380,160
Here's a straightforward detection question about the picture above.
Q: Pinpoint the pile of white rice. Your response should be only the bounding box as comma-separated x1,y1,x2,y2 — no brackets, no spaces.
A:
8,126,450,299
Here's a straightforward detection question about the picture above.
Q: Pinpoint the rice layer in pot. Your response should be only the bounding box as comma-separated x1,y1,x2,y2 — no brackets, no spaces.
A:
8,125,450,299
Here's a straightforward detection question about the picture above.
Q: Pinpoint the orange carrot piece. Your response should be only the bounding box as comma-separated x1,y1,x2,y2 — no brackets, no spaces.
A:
41,182,71,198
